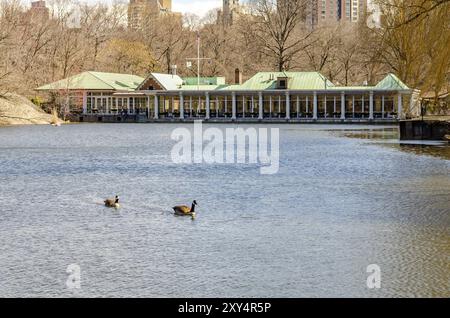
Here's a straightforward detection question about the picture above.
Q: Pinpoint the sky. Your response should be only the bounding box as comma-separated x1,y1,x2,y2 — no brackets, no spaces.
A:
84,0,225,17
173,0,223,17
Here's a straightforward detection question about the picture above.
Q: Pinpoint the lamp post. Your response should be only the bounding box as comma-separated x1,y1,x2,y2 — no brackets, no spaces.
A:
185,32,211,91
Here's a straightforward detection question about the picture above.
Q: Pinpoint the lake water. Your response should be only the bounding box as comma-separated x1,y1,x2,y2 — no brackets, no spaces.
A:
0,123,448,298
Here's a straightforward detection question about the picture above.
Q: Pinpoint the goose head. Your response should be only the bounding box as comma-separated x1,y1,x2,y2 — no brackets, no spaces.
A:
191,200,198,219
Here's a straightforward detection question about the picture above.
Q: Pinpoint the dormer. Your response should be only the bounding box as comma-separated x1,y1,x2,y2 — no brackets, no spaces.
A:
276,76,289,89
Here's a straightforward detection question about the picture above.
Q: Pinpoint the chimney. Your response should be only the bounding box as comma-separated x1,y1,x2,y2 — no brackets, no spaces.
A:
235,68,242,85
171,65,177,76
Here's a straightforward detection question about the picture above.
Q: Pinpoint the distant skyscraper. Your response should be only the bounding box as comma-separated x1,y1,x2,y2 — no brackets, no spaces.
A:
217,0,241,26
128,0,174,30
306,0,369,29
319,0,340,23
346,0,367,23
306,0,319,30
29,1,50,19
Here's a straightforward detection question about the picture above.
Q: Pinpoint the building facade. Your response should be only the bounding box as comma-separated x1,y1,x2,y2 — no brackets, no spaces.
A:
307,0,370,28
37,70,419,123
28,1,50,19
343,0,367,23
128,0,174,30
217,0,241,26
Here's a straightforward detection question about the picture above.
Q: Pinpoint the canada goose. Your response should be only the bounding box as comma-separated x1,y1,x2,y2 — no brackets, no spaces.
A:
173,200,198,220
104,195,120,208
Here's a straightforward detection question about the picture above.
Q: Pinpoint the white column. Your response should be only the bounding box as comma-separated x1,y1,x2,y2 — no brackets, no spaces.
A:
179,92,184,119
205,92,210,119
409,92,415,118
258,92,263,120
242,95,246,118
82,92,87,114
341,92,346,120
285,92,290,120
216,96,219,118
369,91,374,120
382,95,385,119
147,96,150,119
352,96,355,117
224,96,227,114
397,93,403,119
313,92,318,120
306,96,309,115
296,96,300,118
251,96,254,114
153,95,159,119
362,95,365,116
333,96,337,116
232,92,237,120
278,96,281,116
269,96,273,117
127,97,130,114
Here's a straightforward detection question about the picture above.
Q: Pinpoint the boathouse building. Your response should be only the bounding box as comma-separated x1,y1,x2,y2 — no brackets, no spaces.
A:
36,70,419,123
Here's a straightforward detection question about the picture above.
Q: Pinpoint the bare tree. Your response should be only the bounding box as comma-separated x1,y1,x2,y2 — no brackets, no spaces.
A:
136,9,191,74
305,26,339,73
245,0,314,71
0,0,21,96
368,0,450,113
100,37,157,75
0,0,447,113
78,2,127,69
376,0,450,27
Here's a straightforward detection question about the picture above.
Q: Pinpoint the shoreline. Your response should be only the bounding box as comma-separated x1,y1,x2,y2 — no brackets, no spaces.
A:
0,121,399,127
67,114,401,126
0,93,63,126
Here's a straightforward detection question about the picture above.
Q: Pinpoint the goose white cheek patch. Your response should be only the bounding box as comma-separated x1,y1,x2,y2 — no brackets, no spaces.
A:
171,121,280,175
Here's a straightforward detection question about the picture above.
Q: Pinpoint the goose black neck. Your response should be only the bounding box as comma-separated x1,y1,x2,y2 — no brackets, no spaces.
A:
191,203,195,213
115,198,119,203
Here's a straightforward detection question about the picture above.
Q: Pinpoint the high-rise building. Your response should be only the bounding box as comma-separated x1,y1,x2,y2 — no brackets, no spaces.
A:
128,0,174,30
217,0,241,26
29,1,50,19
307,0,369,29
343,0,367,23
305,0,319,30
319,0,341,24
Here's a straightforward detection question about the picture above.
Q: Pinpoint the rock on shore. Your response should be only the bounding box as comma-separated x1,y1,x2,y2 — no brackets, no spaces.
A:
0,93,60,126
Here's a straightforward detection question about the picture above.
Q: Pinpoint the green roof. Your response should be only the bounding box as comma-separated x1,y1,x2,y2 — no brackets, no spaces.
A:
179,85,227,91
375,74,410,90
183,77,226,86
36,71,145,91
36,71,410,93
236,72,335,90
174,72,335,92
